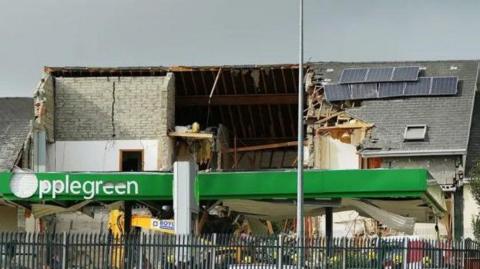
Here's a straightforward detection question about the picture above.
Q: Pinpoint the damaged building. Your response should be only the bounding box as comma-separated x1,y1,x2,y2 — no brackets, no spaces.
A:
12,65,304,234
37,65,300,172
0,60,478,239
308,60,478,238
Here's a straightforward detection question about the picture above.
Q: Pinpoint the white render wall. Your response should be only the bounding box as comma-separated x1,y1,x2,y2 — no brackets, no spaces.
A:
315,136,359,169
48,140,159,171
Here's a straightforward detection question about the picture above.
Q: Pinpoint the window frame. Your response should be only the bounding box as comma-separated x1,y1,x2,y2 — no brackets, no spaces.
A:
403,124,427,141
119,149,144,171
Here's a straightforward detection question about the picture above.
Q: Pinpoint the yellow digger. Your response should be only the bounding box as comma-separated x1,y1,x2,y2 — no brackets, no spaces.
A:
108,209,175,268
108,209,175,237
108,209,242,268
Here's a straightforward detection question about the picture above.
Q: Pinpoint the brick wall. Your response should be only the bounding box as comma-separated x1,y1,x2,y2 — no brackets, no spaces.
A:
54,75,173,140
53,74,175,170
158,73,175,170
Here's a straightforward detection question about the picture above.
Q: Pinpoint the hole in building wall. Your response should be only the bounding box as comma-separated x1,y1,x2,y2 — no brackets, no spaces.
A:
173,67,303,170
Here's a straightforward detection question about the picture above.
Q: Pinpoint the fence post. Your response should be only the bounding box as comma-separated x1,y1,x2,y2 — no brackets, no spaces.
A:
277,234,283,269
138,233,143,269
376,237,381,269
61,232,67,269
210,233,217,269
402,238,408,269
342,238,346,269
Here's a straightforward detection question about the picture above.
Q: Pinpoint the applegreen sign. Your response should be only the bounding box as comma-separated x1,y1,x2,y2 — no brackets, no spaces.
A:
0,172,172,201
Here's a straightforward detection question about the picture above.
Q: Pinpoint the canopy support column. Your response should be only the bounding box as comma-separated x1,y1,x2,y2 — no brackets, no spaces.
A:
454,186,464,239
124,202,132,234
174,161,198,235
325,207,333,238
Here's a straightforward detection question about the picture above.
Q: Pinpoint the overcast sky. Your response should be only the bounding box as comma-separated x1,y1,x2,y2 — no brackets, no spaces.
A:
1,0,480,97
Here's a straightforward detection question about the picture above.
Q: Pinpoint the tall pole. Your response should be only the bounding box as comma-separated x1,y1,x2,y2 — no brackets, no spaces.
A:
296,0,305,267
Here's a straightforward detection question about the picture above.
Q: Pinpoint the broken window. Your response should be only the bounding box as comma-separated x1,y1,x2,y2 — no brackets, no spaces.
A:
120,150,143,171
404,125,427,141
367,158,383,169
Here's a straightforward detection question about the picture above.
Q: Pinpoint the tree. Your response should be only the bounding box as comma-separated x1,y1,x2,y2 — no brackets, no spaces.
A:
469,162,480,240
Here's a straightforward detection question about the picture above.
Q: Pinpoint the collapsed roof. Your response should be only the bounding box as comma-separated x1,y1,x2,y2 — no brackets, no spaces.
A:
45,64,301,148
44,61,480,165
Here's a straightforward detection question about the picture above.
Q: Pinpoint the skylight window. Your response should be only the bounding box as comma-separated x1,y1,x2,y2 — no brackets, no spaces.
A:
404,125,427,141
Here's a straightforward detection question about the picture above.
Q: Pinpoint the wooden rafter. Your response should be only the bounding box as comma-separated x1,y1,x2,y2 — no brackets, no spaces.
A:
234,72,248,139
281,68,297,136
271,69,288,138
225,141,298,153
240,69,258,139
176,93,298,106
261,70,277,138
189,72,199,95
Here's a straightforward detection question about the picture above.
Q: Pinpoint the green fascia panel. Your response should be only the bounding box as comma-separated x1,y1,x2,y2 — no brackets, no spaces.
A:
0,172,172,201
197,168,428,200
0,168,428,202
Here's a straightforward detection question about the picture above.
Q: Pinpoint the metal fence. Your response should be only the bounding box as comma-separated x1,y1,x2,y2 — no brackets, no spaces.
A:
0,233,479,269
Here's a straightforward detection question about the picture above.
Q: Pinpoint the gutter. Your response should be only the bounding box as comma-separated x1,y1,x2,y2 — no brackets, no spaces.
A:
360,149,466,158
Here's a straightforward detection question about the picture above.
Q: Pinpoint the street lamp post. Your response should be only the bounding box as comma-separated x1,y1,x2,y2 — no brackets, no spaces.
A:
296,0,305,267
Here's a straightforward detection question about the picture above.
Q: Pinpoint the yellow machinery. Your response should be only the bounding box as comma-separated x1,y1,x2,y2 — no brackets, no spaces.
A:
108,209,241,267
108,209,175,237
108,209,175,268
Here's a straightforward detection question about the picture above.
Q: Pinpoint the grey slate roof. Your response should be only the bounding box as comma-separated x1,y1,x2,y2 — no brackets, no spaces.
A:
312,60,479,156
0,98,33,171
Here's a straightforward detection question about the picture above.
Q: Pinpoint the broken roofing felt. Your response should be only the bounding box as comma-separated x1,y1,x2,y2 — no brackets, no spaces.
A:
313,60,479,156
0,98,33,171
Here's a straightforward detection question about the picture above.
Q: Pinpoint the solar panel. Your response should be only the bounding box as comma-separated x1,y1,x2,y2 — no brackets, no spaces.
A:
378,82,405,98
365,68,394,82
404,77,431,96
430,77,458,95
339,68,368,83
340,66,419,84
392,66,420,81
324,84,351,102
350,83,378,100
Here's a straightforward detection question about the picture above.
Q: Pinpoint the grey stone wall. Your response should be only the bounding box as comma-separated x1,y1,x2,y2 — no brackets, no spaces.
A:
54,75,172,140
381,156,459,185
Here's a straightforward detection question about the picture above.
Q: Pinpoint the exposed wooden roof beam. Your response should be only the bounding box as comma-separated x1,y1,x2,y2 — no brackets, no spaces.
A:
225,141,298,153
239,70,258,138
260,70,278,138
281,68,297,136
270,69,287,138
176,93,298,106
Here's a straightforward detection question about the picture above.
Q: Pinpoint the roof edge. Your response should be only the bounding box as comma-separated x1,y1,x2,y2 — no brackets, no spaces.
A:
361,149,466,158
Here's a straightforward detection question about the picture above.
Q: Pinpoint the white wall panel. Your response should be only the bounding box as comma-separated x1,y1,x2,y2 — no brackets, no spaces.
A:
51,140,159,171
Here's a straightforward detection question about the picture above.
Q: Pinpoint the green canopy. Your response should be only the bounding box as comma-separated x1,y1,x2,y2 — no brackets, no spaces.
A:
0,168,446,215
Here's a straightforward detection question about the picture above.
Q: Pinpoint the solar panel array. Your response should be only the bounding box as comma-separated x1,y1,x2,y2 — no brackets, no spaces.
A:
324,76,458,102
339,66,420,84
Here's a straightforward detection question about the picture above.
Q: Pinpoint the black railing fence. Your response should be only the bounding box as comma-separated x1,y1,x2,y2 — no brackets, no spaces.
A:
0,233,479,269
